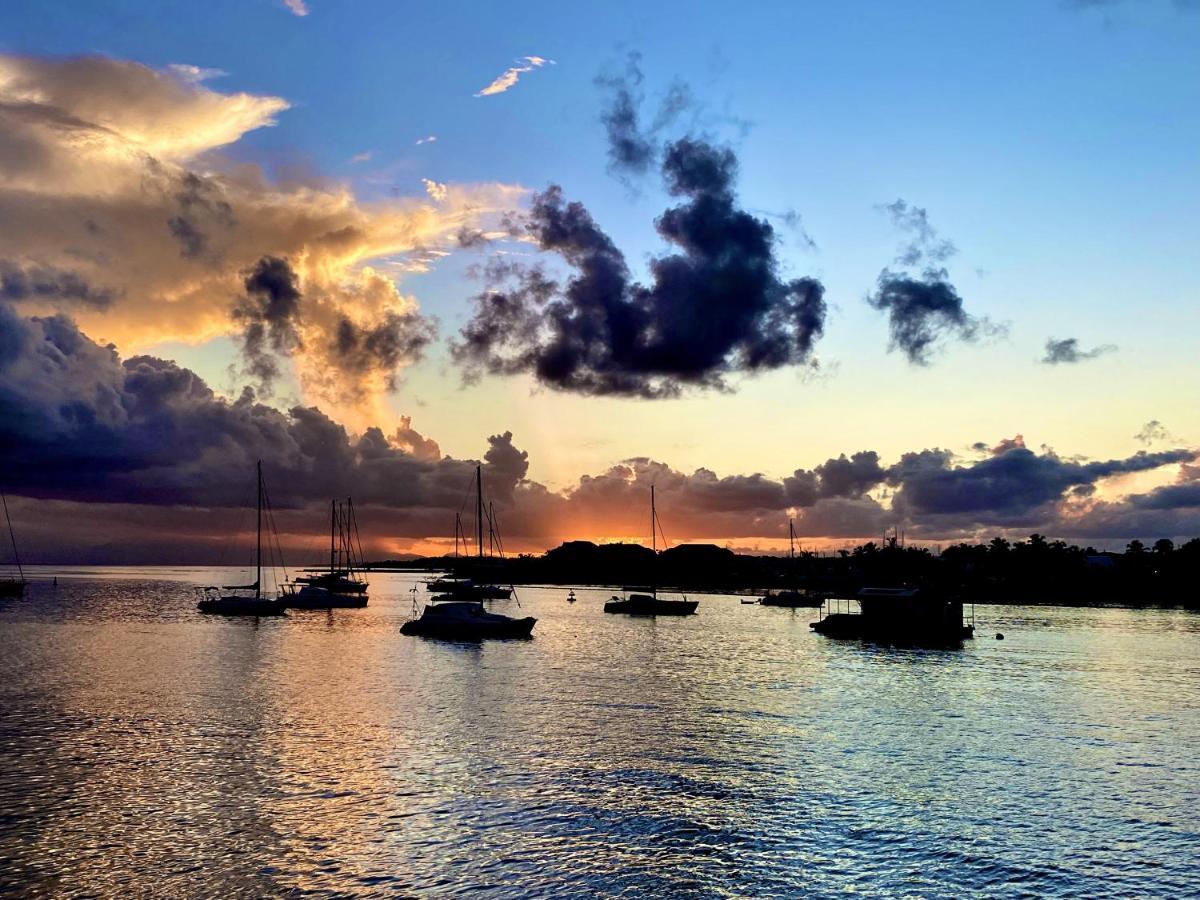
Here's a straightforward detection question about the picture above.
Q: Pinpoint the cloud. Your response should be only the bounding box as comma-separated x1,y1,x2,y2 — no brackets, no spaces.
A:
1,260,116,308
595,51,693,184
1041,336,1117,365
2,306,1196,554
415,135,437,146
350,150,372,163
474,56,554,97
422,178,448,202
452,137,826,397
868,199,999,364
889,442,1195,528
282,0,309,16
1134,420,1177,446
0,52,522,420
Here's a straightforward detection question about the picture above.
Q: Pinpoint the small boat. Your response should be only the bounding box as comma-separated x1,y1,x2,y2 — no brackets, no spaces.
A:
288,498,369,608
427,578,513,601
810,587,974,644
0,488,27,599
741,598,758,605
426,466,515,602
602,486,698,617
400,600,535,639
760,519,822,607
566,590,577,603
197,461,290,617
760,589,825,608
604,591,698,616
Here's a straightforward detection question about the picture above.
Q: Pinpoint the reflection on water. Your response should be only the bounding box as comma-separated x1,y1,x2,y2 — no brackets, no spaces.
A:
1,570,1198,896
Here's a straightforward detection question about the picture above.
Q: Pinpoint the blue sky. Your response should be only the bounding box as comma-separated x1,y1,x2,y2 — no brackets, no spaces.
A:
1,0,1198,553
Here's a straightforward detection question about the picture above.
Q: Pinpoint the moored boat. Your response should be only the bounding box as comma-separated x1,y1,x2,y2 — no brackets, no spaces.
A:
197,461,291,617
604,591,698,616
288,498,369,608
810,587,974,644
602,486,698,617
400,600,535,639
759,519,821,607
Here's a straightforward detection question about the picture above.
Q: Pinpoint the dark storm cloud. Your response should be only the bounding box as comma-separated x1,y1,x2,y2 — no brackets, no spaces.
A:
0,260,116,308
0,305,526,509
452,138,827,398
888,444,1196,518
869,199,997,365
333,311,436,390
867,269,986,365
232,255,303,389
1041,337,1117,365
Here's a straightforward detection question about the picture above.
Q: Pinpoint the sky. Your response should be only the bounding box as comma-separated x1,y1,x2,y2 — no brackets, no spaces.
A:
1,0,1198,563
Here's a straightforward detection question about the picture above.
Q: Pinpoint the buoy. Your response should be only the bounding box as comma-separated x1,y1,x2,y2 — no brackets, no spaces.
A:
995,632,1004,640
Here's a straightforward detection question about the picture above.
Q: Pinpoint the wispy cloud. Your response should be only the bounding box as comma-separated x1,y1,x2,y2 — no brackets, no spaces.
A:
167,64,227,84
1041,337,1117,365
422,178,448,202
475,56,555,97
415,135,437,145
350,150,372,163
282,0,309,16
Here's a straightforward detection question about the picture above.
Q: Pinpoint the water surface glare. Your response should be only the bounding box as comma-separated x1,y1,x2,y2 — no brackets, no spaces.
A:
2,568,1198,897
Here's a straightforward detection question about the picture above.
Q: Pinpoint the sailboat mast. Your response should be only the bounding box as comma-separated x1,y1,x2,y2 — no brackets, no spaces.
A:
1,489,23,582
789,518,795,560
330,499,336,573
256,460,263,599
454,512,460,558
650,484,656,597
476,465,484,559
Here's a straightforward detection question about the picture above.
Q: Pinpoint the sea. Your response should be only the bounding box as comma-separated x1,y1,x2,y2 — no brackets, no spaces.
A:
1,567,1197,898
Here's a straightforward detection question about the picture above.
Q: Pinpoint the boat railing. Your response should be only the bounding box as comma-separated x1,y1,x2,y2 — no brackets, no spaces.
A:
818,595,861,621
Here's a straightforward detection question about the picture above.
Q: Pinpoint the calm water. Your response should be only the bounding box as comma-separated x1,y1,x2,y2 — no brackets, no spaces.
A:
1,568,1198,898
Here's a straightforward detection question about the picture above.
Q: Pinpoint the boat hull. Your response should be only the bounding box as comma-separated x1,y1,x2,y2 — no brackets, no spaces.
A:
284,586,368,609
400,601,535,639
760,592,824,608
810,613,973,644
0,579,27,598
197,596,288,616
604,594,698,616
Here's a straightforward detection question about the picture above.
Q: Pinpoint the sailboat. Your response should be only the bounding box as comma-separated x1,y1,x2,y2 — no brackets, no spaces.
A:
402,465,534,639
197,461,292,616
426,466,512,601
0,488,27,599
604,485,698,616
760,518,824,607
288,498,369,608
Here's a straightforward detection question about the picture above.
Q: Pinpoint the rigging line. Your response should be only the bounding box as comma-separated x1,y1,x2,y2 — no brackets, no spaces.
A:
261,476,290,588
349,499,367,573
0,487,24,580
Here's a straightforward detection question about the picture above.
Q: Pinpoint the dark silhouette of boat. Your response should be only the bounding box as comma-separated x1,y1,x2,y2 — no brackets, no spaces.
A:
288,498,369,608
760,519,823,607
810,587,974,644
402,466,531,639
197,461,290,617
427,578,513,601
566,590,577,602
604,591,698,616
603,486,698,617
426,465,515,602
400,600,535,639
0,487,26,599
